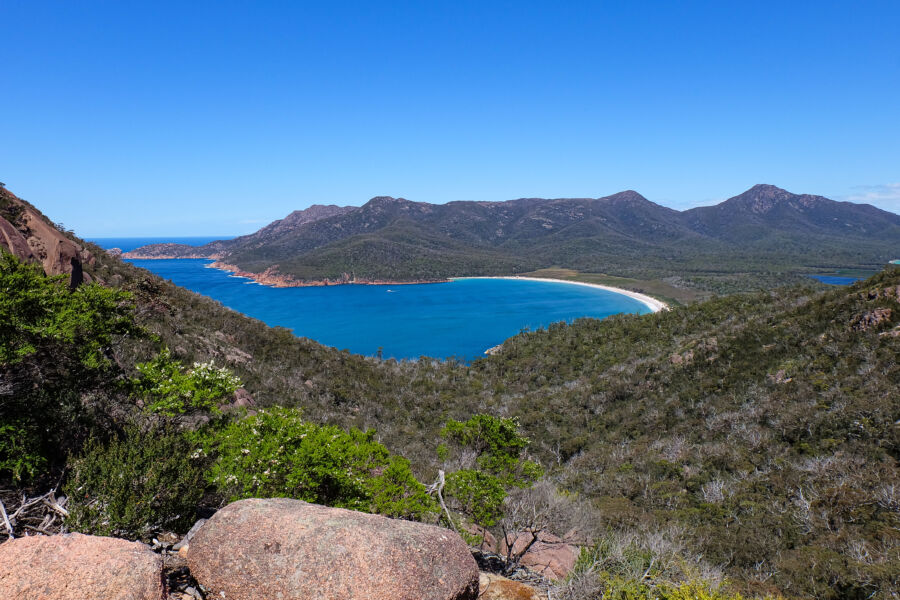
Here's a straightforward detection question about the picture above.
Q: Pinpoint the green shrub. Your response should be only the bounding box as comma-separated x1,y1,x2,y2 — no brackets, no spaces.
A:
0,420,46,482
443,469,508,527
65,425,204,539
439,414,542,528
197,407,434,519
1,253,142,481
600,579,754,600
0,252,136,369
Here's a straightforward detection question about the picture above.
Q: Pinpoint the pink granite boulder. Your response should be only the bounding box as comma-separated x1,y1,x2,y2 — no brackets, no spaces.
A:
188,497,479,600
0,533,164,600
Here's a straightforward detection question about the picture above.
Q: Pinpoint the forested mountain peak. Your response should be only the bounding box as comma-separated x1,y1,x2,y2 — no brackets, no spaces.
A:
124,184,900,291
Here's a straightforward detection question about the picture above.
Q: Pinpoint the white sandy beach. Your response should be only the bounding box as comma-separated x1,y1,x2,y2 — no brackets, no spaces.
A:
453,276,669,313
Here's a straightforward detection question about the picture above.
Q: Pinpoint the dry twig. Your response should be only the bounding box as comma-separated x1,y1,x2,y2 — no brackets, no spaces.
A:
0,498,15,538
0,488,68,541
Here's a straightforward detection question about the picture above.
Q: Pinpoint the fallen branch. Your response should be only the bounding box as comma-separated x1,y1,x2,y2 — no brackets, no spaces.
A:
42,496,69,518
0,488,68,541
0,498,14,539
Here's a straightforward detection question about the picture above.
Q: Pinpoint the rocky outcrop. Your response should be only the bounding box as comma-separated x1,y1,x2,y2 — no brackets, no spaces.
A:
463,523,499,552
219,387,256,412
0,533,164,600
0,187,91,287
0,215,36,264
479,573,543,600
853,308,893,331
500,531,579,580
187,497,479,600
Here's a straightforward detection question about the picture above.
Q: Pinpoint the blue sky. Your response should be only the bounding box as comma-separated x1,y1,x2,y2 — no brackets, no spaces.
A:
2,1,898,236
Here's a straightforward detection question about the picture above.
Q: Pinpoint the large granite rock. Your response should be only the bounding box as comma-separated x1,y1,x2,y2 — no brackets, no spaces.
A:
501,530,579,580
0,215,36,264
0,187,89,287
0,533,165,600
188,497,479,600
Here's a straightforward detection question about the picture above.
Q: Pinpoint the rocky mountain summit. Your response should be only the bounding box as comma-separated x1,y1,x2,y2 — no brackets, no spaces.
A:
123,204,355,259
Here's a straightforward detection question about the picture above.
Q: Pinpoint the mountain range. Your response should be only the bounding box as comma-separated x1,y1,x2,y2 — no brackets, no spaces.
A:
126,184,900,288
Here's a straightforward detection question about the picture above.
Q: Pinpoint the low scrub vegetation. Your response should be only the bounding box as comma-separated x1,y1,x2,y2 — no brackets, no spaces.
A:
2,243,898,598
65,426,203,539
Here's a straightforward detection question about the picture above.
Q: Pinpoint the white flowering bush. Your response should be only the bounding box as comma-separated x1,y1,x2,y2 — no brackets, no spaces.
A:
132,348,242,416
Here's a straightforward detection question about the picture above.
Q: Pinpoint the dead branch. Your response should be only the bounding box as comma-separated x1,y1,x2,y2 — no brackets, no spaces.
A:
0,498,14,538
0,488,68,541
42,496,69,518
427,470,461,535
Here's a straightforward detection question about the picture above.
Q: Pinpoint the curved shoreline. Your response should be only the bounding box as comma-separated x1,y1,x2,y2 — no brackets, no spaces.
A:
133,256,668,312
452,276,669,313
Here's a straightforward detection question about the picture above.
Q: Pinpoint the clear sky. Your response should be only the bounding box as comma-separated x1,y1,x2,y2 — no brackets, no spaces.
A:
2,1,898,236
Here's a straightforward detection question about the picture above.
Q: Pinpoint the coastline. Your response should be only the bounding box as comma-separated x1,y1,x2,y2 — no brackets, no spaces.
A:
206,261,450,288
124,253,221,260
452,276,669,313
125,256,667,311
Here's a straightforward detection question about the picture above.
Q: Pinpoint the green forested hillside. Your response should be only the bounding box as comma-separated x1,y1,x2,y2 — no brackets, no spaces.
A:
147,264,900,597
50,242,900,596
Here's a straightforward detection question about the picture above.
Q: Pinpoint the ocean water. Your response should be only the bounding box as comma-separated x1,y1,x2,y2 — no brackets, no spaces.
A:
89,237,652,361
124,258,651,361
810,275,864,285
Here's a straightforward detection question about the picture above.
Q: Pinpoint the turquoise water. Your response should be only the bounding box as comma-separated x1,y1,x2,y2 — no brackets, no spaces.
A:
124,258,651,361
89,238,652,361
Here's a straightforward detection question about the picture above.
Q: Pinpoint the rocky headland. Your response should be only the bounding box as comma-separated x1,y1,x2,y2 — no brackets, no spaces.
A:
208,260,449,287
123,243,223,260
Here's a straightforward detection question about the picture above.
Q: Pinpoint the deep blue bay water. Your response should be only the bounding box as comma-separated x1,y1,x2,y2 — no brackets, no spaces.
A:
810,275,864,285
90,238,652,361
